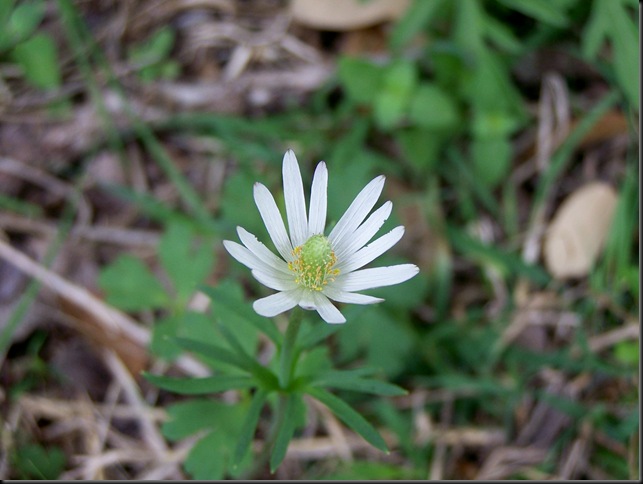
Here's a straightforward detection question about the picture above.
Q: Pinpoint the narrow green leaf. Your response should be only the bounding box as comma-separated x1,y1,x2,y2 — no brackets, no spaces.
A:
390,0,444,50
201,284,281,345
270,393,300,472
175,337,249,372
234,389,268,467
497,0,569,27
308,372,408,396
298,320,342,350
143,372,256,395
306,387,388,453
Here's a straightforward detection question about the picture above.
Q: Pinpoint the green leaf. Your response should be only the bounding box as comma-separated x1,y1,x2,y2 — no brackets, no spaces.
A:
12,443,65,480
497,0,570,27
159,222,214,304
389,0,444,50
308,371,408,396
337,57,384,105
234,389,269,466
270,393,301,472
202,281,280,346
374,60,418,130
408,82,460,131
175,337,250,372
143,372,256,394
396,128,443,173
12,33,61,90
98,254,169,311
306,387,388,453
0,0,45,51
184,431,226,480
150,315,182,360
471,136,512,188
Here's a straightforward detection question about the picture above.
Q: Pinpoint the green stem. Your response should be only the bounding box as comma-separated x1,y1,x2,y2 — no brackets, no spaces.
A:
278,307,303,389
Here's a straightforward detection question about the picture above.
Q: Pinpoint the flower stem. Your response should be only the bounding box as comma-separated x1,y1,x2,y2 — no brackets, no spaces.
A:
278,306,303,389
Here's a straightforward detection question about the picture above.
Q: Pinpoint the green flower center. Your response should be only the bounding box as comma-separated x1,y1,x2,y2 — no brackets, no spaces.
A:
288,235,340,291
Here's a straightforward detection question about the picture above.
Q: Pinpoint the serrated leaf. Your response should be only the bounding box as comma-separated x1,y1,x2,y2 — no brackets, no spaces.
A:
143,372,256,394
306,387,388,453
270,393,301,472
159,222,214,304
98,254,169,311
234,389,269,466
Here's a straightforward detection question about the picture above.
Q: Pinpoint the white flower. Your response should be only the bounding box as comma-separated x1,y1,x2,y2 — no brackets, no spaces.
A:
223,150,419,324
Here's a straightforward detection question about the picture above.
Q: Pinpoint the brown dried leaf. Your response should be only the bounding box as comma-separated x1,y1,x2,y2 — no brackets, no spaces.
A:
543,182,618,279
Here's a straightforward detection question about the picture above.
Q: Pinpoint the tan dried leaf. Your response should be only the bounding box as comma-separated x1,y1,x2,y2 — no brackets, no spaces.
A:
544,182,618,279
290,0,410,31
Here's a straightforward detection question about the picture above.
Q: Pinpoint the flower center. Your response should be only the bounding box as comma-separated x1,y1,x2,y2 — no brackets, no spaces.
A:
288,235,340,291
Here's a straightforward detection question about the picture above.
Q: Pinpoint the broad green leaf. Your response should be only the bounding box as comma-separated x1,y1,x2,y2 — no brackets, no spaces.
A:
12,443,65,480
184,431,225,480
471,136,512,188
396,128,443,173
337,57,384,105
409,83,460,131
270,393,300,472
234,389,269,466
308,371,408,396
98,255,169,311
306,387,388,452
143,372,256,394
150,315,182,360
158,222,214,304
12,33,61,90
0,0,45,51
471,110,519,138
374,60,418,130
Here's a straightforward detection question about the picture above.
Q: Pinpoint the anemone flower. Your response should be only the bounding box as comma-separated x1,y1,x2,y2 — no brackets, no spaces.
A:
224,150,419,323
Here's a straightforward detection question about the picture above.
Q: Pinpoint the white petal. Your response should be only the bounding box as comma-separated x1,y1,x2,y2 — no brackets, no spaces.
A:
338,226,406,273
308,161,328,236
283,150,308,247
329,175,385,250
224,240,273,273
336,264,419,292
334,201,392,261
323,287,384,305
237,227,290,275
254,182,293,261
253,289,301,317
312,292,346,324
298,290,316,310
251,269,298,291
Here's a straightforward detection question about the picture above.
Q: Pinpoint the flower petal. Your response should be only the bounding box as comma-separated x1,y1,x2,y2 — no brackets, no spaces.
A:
237,227,290,275
329,175,385,250
334,201,392,260
338,226,406,273
223,240,272,273
312,292,346,324
253,289,301,317
308,161,328,236
251,269,298,291
323,287,384,305
254,182,293,261
336,264,419,292
283,150,308,247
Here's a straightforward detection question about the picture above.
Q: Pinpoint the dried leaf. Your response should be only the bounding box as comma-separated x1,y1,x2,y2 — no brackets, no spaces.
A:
544,182,618,279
